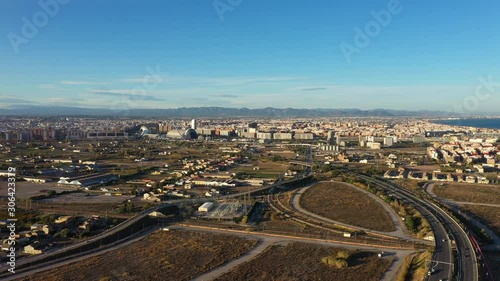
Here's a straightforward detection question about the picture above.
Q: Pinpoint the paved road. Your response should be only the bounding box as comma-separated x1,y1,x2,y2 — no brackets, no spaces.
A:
426,184,500,208
175,225,414,281
425,183,500,248
2,227,157,281
291,181,419,242
5,224,414,281
1,174,311,277
360,175,478,281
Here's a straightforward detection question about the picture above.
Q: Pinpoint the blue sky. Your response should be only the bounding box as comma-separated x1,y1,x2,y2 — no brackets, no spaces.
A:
1,0,500,113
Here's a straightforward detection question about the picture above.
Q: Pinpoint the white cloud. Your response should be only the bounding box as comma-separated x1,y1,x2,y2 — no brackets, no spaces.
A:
60,80,106,85
120,75,301,87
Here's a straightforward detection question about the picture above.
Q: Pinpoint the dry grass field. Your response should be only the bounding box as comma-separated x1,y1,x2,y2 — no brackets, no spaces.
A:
460,205,500,235
300,182,394,232
433,183,500,204
22,230,258,281
215,242,391,281
231,161,288,178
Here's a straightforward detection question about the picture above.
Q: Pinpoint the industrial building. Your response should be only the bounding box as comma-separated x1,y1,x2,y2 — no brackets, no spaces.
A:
198,202,214,212
57,173,118,188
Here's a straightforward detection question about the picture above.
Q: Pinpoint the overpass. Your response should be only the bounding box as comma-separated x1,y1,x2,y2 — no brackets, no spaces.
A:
0,172,314,278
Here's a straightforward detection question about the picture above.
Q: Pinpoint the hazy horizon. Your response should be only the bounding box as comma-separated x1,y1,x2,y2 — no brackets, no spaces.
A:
1,0,500,114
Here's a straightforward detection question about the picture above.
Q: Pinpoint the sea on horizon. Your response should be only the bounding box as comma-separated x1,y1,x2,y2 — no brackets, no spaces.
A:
431,118,500,130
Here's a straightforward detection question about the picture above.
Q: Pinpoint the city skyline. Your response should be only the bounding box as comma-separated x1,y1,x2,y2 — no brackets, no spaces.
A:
1,0,500,112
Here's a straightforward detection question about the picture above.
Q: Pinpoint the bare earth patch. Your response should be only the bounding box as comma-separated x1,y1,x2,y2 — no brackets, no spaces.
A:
215,242,391,281
433,183,500,205
21,230,258,281
300,182,394,232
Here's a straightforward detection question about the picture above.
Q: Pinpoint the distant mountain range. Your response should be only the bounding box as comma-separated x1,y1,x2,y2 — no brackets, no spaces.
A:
0,105,477,118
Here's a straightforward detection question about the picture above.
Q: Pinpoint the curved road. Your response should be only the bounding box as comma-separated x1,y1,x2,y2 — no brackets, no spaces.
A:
0,173,310,277
5,224,414,281
359,175,478,281
294,181,418,240
178,224,414,281
425,183,500,248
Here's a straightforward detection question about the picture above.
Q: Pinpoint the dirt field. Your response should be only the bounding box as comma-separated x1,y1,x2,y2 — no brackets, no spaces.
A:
27,201,130,218
215,242,391,281
300,182,394,232
460,205,500,235
21,230,258,281
36,191,133,204
433,183,500,204
392,179,425,194
0,181,75,199
231,161,288,178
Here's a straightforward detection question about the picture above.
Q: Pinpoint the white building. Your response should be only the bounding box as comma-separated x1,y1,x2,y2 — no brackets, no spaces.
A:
257,132,273,139
273,133,293,140
366,142,381,149
198,202,214,212
295,133,314,140
383,137,394,147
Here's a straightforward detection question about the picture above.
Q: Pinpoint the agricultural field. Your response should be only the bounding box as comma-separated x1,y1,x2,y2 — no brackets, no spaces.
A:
433,183,500,205
300,182,394,232
22,230,258,281
215,242,391,281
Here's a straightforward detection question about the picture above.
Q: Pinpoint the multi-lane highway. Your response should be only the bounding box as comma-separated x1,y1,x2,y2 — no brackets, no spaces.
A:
359,175,478,281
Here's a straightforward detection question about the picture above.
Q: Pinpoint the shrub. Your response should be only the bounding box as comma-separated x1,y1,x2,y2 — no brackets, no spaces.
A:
321,255,349,269
333,259,348,269
336,251,351,260
405,215,416,233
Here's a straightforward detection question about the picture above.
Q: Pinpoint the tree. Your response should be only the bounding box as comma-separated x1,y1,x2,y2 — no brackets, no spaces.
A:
405,215,416,233
118,201,134,213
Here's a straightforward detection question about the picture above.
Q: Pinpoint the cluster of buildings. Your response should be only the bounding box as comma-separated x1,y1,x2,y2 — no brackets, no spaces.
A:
141,156,250,202
57,173,119,189
0,117,135,141
384,168,493,184
2,116,499,145
427,137,499,166
1,215,110,255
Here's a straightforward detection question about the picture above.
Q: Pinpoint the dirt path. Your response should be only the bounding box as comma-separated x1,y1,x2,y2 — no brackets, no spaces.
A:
292,181,418,242
177,224,415,281
425,183,500,247
192,239,272,281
